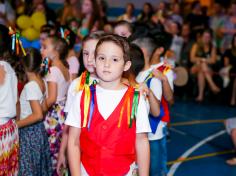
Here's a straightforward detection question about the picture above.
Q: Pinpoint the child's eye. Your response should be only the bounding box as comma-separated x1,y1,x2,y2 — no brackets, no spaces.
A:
98,56,105,60
83,52,88,56
113,58,118,62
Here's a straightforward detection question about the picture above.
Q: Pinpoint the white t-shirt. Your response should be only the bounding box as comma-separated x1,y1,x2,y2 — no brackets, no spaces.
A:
45,66,70,102
150,62,174,140
136,69,165,140
66,85,151,133
0,61,17,125
20,81,44,120
64,76,98,113
66,85,151,175
136,69,162,101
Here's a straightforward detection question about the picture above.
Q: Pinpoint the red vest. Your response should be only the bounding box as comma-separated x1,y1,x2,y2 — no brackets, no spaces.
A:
80,86,136,176
156,64,171,123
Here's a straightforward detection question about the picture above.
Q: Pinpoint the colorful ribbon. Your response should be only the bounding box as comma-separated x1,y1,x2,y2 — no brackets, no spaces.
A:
41,57,51,76
118,87,140,128
59,27,71,45
75,71,90,92
8,27,26,56
87,86,96,130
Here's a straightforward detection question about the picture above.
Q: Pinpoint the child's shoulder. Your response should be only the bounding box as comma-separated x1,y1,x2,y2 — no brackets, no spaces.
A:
0,61,15,74
24,81,41,92
49,66,60,73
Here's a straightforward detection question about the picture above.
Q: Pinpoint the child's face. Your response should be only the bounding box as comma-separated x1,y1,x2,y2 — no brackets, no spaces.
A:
40,38,56,60
114,25,131,38
82,39,98,73
39,32,48,46
95,41,131,82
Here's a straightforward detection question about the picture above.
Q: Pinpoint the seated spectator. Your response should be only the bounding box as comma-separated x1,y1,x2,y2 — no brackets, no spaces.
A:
222,34,236,106
190,29,220,102
117,3,136,23
186,1,209,40
137,2,154,24
77,0,102,39
60,0,81,25
25,0,56,24
169,3,183,25
221,3,236,53
209,2,226,54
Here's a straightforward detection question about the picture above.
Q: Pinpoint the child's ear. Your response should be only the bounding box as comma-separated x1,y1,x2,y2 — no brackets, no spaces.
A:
124,61,132,72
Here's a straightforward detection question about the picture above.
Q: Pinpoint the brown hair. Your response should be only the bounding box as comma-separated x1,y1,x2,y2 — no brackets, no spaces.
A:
82,31,105,45
95,34,130,63
49,36,69,68
23,48,42,74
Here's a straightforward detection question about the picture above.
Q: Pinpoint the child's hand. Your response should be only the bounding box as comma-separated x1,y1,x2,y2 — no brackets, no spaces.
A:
0,65,6,85
152,69,166,82
138,83,149,97
132,168,138,176
57,152,67,176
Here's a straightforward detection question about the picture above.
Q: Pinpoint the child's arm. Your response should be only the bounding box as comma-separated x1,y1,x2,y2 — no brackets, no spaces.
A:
139,83,160,117
148,90,161,117
57,125,69,175
17,100,43,128
68,126,81,175
136,133,150,176
42,82,57,112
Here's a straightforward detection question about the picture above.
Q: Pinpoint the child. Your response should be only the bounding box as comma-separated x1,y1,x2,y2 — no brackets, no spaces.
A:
113,20,133,38
133,37,168,176
66,34,151,175
0,24,19,176
41,36,70,175
56,31,104,175
58,26,80,81
39,24,56,48
127,43,161,118
17,48,52,175
150,40,175,176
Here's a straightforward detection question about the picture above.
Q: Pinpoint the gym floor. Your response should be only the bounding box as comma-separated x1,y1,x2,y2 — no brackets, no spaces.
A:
167,99,236,176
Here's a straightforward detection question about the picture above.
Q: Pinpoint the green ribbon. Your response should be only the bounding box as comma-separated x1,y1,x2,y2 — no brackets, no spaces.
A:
130,90,139,128
85,71,90,85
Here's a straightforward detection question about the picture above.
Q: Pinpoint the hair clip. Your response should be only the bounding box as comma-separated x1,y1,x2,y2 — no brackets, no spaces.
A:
41,57,51,76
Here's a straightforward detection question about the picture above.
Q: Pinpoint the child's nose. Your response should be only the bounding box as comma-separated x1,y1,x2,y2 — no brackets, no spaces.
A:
104,59,110,67
88,55,94,63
